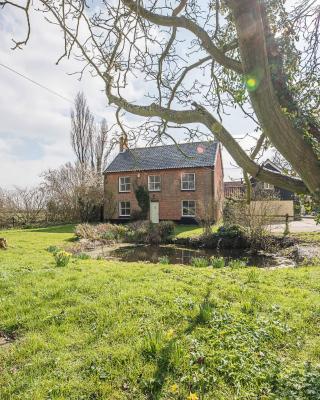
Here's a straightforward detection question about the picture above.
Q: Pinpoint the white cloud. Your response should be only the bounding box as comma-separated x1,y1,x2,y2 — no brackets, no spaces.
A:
0,7,116,188
0,5,258,189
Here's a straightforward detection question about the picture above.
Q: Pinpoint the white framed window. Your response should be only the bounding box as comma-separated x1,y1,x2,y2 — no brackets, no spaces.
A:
148,175,161,191
264,182,274,190
119,201,131,217
182,200,196,217
119,176,131,192
181,173,195,190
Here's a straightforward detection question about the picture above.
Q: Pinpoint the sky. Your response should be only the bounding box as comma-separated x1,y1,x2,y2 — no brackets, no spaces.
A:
0,5,253,189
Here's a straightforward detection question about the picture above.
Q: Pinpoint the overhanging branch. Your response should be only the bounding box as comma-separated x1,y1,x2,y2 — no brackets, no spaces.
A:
105,77,308,194
121,0,243,74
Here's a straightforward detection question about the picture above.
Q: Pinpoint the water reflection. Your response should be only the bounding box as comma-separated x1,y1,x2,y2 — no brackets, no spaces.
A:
109,245,277,268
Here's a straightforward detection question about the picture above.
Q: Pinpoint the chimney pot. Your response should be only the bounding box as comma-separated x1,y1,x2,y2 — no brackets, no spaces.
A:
119,135,128,153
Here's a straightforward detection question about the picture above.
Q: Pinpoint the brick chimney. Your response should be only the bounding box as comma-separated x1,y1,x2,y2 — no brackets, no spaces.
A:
119,135,129,153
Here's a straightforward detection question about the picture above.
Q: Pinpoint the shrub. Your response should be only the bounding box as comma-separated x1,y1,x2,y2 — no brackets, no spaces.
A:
46,245,60,254
191,257,209,268
54,251,71,267
158,256,170,264
130,209,144,221
217,224,247,238
75,223,128,242
126,221,174,244
74,223,97,240
210,256,225,268
113,224,128,239
146,223,162,245
101,231,116,241
134,185,150,219
228,258,247,269
158,221,175,241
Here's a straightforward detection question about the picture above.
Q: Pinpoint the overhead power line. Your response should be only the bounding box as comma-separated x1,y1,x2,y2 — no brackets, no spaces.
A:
0,62,73,104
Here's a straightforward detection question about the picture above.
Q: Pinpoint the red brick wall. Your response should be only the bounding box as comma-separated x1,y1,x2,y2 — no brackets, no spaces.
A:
104,157,223,222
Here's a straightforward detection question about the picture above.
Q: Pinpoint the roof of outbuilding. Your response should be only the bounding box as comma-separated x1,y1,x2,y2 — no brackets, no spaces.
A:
104,141,219,173
224,181,244,187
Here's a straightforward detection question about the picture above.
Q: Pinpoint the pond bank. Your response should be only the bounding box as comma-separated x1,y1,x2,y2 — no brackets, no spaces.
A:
85,242,296,268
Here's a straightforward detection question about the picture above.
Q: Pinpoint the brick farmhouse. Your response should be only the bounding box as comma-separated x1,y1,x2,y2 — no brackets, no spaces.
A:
103,140,224,223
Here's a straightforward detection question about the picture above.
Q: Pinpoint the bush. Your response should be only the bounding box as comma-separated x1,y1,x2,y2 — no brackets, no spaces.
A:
75,223,128,242
158,221,175,241
158,256,170,264
217,224,247,239
54,251,71,267
191,257,210,268
74,223,97,240
126,221,174,244
130,209,144,221
210,256,225,268
101,231,116,241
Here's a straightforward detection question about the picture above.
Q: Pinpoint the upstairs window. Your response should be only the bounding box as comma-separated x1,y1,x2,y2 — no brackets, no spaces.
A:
181,173,195,190
148,175,161,191
182,200,196,217
119,176,131,192
264,182,274,190
119,201,131,217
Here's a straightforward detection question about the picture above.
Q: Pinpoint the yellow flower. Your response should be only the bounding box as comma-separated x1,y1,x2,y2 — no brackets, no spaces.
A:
187,393,199,400
165,328,175,340
169,383,179,394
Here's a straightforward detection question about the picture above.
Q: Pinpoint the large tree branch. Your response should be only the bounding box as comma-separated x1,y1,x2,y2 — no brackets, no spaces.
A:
229,0,320,196
121,0,243,74
105,77,308,194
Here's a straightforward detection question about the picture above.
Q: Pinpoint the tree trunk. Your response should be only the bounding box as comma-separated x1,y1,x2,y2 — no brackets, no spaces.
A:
230,0,320,198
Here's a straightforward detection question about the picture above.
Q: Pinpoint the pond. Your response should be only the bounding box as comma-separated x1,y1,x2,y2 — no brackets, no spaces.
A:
108,244,290,268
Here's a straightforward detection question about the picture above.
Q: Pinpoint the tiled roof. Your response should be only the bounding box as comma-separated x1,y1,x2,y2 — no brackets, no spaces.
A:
224,181,244,187
104,141,219,173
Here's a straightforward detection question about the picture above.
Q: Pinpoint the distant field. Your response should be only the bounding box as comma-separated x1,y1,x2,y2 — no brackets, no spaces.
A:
1,227,320,399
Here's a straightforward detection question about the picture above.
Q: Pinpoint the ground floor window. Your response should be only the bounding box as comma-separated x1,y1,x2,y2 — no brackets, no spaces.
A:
119,201,131,217
182,200,196,217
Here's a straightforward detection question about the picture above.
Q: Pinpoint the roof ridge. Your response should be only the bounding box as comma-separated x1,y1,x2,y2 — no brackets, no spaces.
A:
104,140,218,173
127,140,216,152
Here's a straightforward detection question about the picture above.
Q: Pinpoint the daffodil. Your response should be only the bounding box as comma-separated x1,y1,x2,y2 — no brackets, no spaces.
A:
187,392,199,400
169,383,179,394
165,328,175,340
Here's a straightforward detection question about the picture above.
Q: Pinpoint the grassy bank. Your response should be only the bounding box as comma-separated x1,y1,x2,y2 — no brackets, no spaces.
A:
174,224,219,238
0,227,320,399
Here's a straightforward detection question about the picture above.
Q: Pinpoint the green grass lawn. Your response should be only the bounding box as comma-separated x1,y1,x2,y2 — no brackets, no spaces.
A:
1,226,320,399
174,224,219,238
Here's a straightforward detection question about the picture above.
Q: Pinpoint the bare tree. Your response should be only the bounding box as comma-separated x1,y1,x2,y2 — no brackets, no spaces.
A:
91,118,114,174
196,199,217,236
41,162,104,222
2,0,320,200
7,186,46,225
71,92,94,166
71,93,114,174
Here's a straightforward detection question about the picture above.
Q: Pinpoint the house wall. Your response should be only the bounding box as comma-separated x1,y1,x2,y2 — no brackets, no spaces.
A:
104,166,218,222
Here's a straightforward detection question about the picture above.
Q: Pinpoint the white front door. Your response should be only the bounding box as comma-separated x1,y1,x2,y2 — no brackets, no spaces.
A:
150,202,159,224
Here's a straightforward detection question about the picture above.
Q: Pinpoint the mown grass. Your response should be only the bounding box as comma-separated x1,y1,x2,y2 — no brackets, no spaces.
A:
0,227,320,399
174,224,219,238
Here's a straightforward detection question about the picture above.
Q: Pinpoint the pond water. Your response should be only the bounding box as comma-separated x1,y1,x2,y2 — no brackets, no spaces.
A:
108,245,284,268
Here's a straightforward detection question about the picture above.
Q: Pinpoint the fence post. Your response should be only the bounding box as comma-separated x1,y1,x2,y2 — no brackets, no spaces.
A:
283,213,290,236
12,217,15,228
